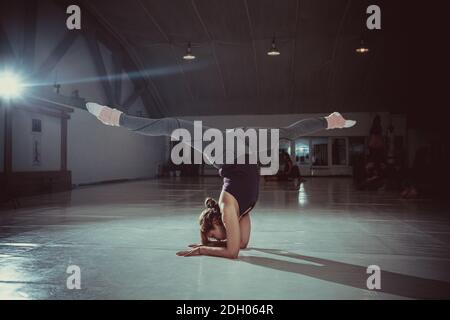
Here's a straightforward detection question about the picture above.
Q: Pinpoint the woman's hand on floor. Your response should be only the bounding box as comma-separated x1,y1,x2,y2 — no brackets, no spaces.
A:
190,241,227,248
176,247,201,257
188,243,203,248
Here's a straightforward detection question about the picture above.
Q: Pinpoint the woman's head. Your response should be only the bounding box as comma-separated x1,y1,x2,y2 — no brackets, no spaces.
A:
199,198,226,243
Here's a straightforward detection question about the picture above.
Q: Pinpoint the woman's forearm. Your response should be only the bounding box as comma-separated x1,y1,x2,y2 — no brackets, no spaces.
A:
200,246,238,259
206,241,227,247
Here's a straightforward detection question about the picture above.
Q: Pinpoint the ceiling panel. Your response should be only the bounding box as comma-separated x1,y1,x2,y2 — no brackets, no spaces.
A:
193,0,252,42
139,0,209,43
215,43,257,99
81,0,408,116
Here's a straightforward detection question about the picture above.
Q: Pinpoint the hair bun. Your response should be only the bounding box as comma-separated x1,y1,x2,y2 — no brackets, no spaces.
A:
205,197,217,209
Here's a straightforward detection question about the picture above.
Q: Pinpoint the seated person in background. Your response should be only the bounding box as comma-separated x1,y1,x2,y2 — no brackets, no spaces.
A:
264,151,286,182
279,151,304,188
265,151,305,188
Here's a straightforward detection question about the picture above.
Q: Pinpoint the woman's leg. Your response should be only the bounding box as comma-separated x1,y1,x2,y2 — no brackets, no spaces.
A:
119,113,202,138
86,102,205,138
87,103,258,166
86,102,209,153
87,103,352,167
279,112,349,140
88,102,349,140
280,118,328,140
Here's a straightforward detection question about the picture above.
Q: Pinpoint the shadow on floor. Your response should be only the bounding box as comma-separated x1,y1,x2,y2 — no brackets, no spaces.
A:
240,248,450,299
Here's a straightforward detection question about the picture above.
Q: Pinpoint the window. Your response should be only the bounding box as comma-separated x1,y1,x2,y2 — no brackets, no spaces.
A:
349,137,366,166
295,138,310,165
332,138,347,165
279,140,291,155
32,119,42,133
312,138,328,166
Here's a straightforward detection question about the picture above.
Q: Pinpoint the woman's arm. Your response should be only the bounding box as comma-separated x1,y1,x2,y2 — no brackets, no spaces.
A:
239,214,251,249
191,214,251,249
198,204,241,259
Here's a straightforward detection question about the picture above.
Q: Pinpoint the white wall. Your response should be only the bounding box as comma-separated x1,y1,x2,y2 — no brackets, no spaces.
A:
12,108,61,172
0,105,5,172
6,105,166,184
3,0,166,184
68,108,166,185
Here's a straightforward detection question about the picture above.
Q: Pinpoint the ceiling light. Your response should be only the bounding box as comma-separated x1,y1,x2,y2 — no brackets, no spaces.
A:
183,42,196,60
267,37,281,56
356,40,370,54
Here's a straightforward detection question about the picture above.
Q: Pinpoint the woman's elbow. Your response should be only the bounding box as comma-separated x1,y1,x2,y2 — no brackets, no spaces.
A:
227,249,240,259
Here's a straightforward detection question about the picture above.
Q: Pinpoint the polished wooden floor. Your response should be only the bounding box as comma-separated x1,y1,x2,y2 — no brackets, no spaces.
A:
1,177,450,299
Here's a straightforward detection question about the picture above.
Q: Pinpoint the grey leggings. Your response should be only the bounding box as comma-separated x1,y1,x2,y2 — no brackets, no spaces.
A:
119,114,328,167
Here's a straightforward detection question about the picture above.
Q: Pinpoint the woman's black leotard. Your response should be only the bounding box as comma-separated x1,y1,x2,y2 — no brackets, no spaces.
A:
220,164,260,216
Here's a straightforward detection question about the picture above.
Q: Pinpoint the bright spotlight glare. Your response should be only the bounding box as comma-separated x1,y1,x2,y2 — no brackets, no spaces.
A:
0,72,24,99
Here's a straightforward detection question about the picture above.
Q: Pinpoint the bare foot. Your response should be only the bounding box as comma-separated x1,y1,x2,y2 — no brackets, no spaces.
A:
86,102,122,126
325,112,356,129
